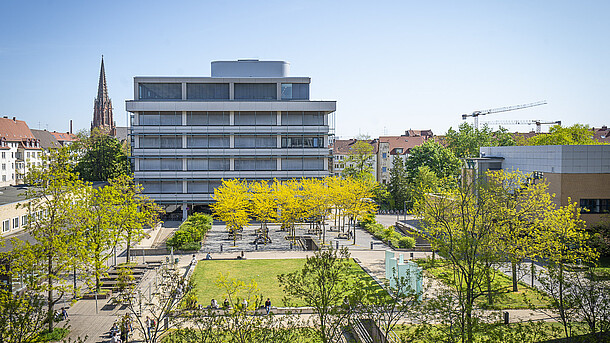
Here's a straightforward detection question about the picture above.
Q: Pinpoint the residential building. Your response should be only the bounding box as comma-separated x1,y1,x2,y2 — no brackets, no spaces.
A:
48,131,78,146
477,145,610,226
31,129,60,149
91,56,116,136
0,117,42,187
126,59,336,217
331,139,379,180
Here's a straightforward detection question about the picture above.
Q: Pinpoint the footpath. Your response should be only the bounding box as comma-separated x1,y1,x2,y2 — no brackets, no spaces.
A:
65,215,559,342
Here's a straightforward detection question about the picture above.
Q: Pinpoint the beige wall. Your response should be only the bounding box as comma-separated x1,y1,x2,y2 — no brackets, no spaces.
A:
0,200,31,237
544,173,610,226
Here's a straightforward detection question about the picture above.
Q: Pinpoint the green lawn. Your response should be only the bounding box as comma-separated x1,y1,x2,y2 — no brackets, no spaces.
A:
190,258,382,307
416,259,551,309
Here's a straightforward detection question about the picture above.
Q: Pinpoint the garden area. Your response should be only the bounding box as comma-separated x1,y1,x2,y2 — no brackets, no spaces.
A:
189,258,383,307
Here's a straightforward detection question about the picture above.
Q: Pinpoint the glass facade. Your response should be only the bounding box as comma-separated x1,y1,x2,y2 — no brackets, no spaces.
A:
282,158,324,171
234,111,277,125
139,83,182,100
187,159,230,171
140,159,182,171
186,111,229,125
282,135,324,148
139,112,182,126
187,83,229,100
234,136,277,148
281,111,325,125
234,83,277,100
234,158,276,171
186,136,230,148
281,83,309,100
139,136,182,149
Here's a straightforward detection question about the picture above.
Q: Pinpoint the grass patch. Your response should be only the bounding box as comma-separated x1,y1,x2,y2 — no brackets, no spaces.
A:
416,259,551,309
39,327,69,342
394,321,591,343
190,258,382,307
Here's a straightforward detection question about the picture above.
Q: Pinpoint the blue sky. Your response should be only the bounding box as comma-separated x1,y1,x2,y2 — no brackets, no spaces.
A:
1,0,608,138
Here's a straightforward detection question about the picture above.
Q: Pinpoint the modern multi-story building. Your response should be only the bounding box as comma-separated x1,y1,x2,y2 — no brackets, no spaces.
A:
126,59,336,217
476,145,610,226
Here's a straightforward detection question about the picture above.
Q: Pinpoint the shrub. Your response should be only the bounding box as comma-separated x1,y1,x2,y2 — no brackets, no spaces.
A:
398,236,416,249
179,241,202,251
39,327,69,342
167,213,213,250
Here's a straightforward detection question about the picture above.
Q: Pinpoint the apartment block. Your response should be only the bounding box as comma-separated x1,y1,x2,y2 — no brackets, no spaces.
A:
0,117,42,187
126,60,336,215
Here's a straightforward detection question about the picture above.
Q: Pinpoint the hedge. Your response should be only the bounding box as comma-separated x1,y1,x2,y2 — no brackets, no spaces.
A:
167,213,212,251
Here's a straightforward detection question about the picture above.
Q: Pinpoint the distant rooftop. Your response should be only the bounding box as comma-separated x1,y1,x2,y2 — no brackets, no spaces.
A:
211,60,290,78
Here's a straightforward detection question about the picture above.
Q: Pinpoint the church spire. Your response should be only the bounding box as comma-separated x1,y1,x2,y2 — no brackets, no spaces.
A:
92,55,115,135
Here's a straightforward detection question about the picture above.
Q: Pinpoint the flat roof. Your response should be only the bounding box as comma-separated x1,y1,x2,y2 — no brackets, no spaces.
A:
0,186,28,206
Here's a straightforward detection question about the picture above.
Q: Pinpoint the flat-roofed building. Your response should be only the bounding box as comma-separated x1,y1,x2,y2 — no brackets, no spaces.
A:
126,60,336,216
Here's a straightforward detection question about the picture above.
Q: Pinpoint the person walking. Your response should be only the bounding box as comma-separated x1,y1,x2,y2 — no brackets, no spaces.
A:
145,316,151,339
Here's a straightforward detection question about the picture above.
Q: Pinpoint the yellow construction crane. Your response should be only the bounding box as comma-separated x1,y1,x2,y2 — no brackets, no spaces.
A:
461,100,547,130
481,119,561,133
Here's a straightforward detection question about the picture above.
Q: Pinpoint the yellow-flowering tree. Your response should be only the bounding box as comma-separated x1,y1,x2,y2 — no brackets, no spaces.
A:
249,180,277,243
211,179,251,246
273,179,305,239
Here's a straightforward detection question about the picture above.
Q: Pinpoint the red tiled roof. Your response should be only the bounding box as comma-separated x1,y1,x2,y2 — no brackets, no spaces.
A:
49,131,78,142
379,135,429,155
332,139,379,155
0,117,36,141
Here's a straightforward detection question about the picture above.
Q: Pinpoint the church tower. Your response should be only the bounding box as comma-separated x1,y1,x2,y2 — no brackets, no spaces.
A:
91,56,116,135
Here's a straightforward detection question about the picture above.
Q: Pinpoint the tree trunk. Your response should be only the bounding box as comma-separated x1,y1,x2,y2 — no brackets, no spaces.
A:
47,253,54,333
487,267,493,306
126,233,132,263
512,262,518,292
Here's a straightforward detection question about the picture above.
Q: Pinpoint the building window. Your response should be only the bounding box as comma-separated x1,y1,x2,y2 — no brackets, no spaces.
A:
139,159,182,171
580,199,610,214
186,135,230,149
281,83,309,100
234,83,276,100
281,111,324,126
140,181,182,194
234,136,277,148
281,136,325,148
12,217,18,229
282,158,324,171
186,83,229,100
21,215,28,226
382,167,387,173
1,152,4,159
139,83,182,100
382,153,387,159
139,136,182,149
186,180,222,194
186,111,229,125
139,111,182,126
187,159,230,171
2,220,9,232
234,111,277,125
234,158,276,171
1,164,4,170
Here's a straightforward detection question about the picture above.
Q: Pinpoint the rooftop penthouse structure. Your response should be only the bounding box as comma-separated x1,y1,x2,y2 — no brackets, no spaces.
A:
126,60,336,216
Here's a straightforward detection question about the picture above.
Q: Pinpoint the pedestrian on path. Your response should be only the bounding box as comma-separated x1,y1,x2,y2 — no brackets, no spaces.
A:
146,316,151,339
61,307,68,320
265,298,271,314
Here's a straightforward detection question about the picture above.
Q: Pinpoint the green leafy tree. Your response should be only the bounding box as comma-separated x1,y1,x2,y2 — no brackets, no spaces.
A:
387,157,408,209
278,247,361,343
342,140,375,181
14,147,88,332
404,140,461,182
527,124,603,146
74,128,131,181
0,289,48,343
111,175,163,262
446,123,516,158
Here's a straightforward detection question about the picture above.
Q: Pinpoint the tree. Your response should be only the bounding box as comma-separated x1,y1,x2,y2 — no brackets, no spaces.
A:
445,122,515,158
211,179,250,246
117,264,190,343
342,140,375,181
404,140,461,182
527,124,603,146
111,175,163,262
278,247,361,343
0,289,48,343
14,146,88,332
249,180,277,239
74,128,131,181
387,157,408,209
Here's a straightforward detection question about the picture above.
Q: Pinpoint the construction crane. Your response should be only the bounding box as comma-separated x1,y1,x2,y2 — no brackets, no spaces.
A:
481,120,561,133
461,100,547,130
